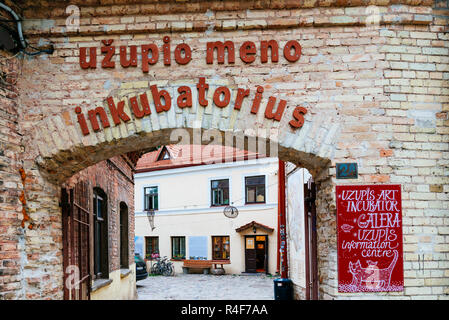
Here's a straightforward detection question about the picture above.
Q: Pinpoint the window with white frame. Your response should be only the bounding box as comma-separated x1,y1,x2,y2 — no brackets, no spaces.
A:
144,186,158,211
245,175,266,204
211,179,229,206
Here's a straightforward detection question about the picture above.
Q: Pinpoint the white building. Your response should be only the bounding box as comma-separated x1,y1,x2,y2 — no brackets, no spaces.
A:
286,163,314,299
134,145,280,275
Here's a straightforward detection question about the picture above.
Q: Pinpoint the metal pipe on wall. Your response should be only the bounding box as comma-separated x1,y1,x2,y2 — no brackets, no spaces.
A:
277,159,288,278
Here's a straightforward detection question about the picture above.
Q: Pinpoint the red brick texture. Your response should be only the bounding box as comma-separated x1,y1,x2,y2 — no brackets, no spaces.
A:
0,51,25,300
64,155,135,273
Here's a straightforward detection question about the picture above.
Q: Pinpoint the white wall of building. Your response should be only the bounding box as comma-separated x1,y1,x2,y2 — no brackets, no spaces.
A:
134,157,279,275
286,165,312,299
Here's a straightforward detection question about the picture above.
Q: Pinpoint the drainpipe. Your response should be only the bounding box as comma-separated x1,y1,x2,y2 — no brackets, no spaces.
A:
0,2,27,49
277,159,288,278
0,3,53,55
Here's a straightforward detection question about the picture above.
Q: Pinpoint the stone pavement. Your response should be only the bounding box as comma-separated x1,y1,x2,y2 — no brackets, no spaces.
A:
137,274,275,300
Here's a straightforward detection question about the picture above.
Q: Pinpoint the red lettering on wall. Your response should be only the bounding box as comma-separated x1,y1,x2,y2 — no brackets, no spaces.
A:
239,41,256,64
139,92,152,116
75,106,90,136
283,40,301,62
88,107,110,131
206,41,235,64
150,85,171,113
78,38,302,72
106,97,131,125
73,78,310,136
174,43,192,65
234,88,250,110
120,45,137,68
289,106,307,129
79,47,96,69
163,36,171,66
213,86,231,108
101,39,115,68
264,96,286,121
141,44,159,73
260,40,279,63
251,86,264,114
196,77,209,107
177,86,192,108
129,94,151,118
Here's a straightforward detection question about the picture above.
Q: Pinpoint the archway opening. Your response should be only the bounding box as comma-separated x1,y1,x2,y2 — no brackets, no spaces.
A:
52,129,332,300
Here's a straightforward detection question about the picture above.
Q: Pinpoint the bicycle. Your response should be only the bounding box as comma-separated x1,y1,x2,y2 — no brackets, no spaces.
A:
151,256,174,276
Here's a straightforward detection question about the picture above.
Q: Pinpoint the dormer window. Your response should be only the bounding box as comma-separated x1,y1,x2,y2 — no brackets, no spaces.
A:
157,146,171,161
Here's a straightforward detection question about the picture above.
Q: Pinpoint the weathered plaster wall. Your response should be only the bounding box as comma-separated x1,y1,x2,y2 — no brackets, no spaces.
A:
286,166,312,299
89,267,137,300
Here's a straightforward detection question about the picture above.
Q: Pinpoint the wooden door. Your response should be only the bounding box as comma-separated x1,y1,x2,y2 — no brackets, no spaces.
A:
255,235,268,273
244,236,257,273
62,181,91,300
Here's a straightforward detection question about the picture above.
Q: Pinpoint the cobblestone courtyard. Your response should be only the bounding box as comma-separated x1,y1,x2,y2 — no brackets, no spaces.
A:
137,274,275,300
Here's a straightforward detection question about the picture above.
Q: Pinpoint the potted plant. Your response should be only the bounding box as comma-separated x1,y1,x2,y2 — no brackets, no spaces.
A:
173,253,185,260
151,252,160,260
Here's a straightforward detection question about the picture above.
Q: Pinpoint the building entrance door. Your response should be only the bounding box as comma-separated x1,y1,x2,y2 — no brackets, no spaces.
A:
245,235,268,273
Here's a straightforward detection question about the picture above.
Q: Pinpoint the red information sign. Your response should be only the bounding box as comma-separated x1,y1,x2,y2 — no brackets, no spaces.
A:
336,184,403,292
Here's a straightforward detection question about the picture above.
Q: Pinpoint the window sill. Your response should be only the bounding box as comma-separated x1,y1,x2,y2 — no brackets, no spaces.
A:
120,268,131,279
170,258,185,261
91,278,113,292
212,259,230,262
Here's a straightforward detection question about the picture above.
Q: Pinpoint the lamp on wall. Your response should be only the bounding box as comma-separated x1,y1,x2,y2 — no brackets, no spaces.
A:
145,209,155,231
252,226,257,234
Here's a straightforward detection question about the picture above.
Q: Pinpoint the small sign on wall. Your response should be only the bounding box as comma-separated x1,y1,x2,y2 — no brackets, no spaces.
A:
336,163,358,179
336,184,403,293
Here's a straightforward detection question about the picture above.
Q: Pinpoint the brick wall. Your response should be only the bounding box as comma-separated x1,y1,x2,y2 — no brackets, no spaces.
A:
379,9,448,298
0,51,23,299
0,0,447,299
64,155,135,273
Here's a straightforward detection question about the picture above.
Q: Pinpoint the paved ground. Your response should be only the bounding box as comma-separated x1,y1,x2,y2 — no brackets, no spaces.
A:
137,274,275,300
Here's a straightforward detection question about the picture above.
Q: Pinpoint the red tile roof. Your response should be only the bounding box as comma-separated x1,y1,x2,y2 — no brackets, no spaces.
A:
235,221,275,233
135,144,263,173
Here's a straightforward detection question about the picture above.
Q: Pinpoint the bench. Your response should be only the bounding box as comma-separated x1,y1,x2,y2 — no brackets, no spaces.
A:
210,260,231,275
182,260,213,274
211,260,231,269
182,260,231,274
